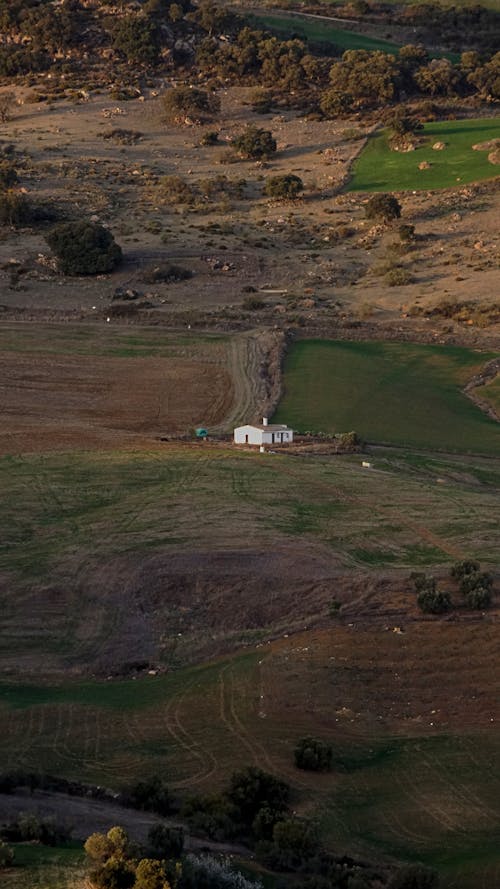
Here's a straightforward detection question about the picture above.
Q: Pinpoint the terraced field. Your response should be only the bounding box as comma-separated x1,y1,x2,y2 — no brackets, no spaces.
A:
275,340,500,453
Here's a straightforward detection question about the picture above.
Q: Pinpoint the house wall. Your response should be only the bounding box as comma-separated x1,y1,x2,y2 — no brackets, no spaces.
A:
234,425,263,445
234,426,293,445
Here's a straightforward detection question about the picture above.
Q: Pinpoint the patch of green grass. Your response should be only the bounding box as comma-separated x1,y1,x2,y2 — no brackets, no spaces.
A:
250,12,403,54
349,117,500,191
275,340,500,454
5,843,84,889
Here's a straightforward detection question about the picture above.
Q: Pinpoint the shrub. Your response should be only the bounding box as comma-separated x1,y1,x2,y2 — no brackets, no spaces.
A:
450,560,480,580
0,162,18,190
200,130,219,146
45,222,122,275
385,267,413,286
465,586,491,610
0,191,32,227
259,818,321,870
124,776,172,816
399,224,416,243
147,823,184,859
157,175,195,205
417,588,451,614
243,296,265,311
180,854,262,889
410,572,435,593
389,864,439,889
228,767,290,826
233,127,277,160
181,794,239,842
142,263,192,284
294,737,333,772
264,175,303,200
459,571,492,595
365,193,401,223
112,16,160,65
160,87,220,124
0,92,16,124
0,841,14,869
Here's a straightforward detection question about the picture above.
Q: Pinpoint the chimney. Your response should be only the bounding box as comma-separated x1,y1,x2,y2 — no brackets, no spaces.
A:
263,417,268,426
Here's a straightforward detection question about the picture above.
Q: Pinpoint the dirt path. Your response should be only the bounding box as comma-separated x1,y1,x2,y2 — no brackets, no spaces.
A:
0,789,250,855
210,328,286,433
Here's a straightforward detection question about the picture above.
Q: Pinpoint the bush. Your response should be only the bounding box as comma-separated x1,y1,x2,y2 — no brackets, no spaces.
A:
389,864,439,889
161,87,220,124
200,130,219,146
294,737,333,772
465,586,491,610
450,559,480,580
148,823,184,859
459,571,492,595
365,193,401,223
45,222,122,275
0,162,18,190
142,263,192,284
157,175,195,205
385,267,413,286
124,776,172,816
0,191,32,227
112,16,160,65
259,818,321,871
410,572,435,593
417,588,451,614
0,841,14,869
242,296,265,311
233,127,277,160
264,175,303,200
228,767,290,826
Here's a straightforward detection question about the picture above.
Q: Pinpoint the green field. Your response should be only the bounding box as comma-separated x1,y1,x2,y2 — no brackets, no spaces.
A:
3,844,84,889
275,340,500,453
250,12,403,54
349,118,500,192
1,632,499,889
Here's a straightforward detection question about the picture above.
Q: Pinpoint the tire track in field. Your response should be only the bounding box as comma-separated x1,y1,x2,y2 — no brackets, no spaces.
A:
163,682,219,789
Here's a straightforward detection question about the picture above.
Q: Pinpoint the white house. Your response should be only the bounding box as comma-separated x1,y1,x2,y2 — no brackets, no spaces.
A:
234,417,293,446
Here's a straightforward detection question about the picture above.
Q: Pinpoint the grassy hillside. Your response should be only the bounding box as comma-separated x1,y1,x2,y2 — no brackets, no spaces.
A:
1,626,499,888
348,118,500,192
250,12,403,54
275,340,500,453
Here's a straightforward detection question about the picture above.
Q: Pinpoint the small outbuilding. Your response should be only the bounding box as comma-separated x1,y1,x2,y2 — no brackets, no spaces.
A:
234,417,293,446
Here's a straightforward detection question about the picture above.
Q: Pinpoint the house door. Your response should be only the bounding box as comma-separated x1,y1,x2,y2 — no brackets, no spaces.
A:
245,434,249,443
272,433,275,443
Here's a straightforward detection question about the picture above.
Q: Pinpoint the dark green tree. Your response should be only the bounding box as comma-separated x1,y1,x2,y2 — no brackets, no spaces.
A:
294,737,333,772
228,767,289,825
264,175,303,200
160,87,220,124
112,16,160,65
233,126,276,159
45,222,122,275
365,193,401,223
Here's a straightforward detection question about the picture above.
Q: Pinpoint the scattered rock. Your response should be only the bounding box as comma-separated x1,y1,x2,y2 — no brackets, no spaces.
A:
432,141,446,150
487,148,500,165
418,161,431,170
472,138,500,151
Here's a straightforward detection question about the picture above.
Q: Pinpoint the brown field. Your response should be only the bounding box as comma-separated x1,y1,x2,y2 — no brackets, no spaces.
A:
0,87,499,340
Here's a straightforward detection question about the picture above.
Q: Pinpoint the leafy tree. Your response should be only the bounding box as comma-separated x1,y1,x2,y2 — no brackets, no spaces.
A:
233,126,276,160
126,776,172,816
112,16,160,65
467,51,500,99
389,864,439,889
264,175,303,200
148,824,184,860
388,109,423,138
414,59,461,96
135,858,171,889
45,221,122,275
261,818,320,870
181,793,239,842
365,193,401,223
160,87,220,124
327,50,399,109
228,767,289,826
90,857,135,889
294,737,333,772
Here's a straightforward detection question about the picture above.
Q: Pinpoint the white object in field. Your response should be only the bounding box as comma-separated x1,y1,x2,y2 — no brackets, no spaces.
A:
234,417,293,446
362,461,372,468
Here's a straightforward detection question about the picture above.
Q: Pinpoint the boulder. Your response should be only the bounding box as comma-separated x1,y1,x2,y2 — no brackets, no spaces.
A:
418,160,431,170
487,148,500,165
432,141,446,150
472,138,500,151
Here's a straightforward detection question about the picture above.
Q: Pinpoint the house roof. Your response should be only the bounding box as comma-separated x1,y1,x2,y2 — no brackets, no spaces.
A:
236,424,292,432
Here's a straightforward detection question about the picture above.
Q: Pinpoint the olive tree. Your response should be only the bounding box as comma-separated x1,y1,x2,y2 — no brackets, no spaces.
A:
45,221,122,275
